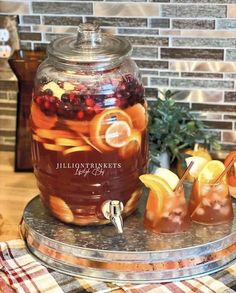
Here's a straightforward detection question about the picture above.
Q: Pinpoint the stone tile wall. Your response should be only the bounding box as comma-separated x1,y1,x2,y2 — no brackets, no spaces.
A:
0,61,17,151
1,0,236,153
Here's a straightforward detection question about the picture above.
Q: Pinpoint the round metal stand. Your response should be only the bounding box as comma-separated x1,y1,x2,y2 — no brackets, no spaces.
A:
21,195,236,284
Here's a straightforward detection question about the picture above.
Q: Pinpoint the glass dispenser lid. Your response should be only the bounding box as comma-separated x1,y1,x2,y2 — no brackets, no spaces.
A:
47,23,132,64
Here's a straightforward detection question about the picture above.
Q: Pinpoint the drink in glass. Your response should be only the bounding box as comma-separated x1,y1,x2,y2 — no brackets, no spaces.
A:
189,160,234,225
140,170,190,234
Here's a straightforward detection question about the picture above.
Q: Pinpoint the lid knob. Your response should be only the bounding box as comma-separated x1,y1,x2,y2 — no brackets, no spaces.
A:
76,22,101,48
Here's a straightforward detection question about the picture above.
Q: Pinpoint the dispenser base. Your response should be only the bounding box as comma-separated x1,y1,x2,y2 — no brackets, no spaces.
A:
21,195,236,284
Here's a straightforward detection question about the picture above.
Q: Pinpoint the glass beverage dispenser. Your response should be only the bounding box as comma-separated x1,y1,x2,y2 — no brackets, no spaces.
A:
30,23,148,233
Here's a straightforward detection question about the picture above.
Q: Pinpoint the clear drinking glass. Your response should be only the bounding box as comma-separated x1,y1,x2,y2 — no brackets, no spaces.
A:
144,185,190,234
189,180,234,225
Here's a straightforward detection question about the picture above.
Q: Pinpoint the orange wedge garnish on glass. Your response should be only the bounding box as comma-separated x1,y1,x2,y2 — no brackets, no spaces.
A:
118,129,141,159
105,121,131,148
197,160,226,184
90,108,133,152
145,190,159,216
125,103,147,131
139,174,174,213
31,102,57,129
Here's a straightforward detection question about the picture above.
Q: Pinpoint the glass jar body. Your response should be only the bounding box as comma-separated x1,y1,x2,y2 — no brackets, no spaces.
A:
30,56,148,225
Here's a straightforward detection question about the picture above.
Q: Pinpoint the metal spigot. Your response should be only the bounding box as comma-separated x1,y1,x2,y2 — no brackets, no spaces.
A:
101,200,124,234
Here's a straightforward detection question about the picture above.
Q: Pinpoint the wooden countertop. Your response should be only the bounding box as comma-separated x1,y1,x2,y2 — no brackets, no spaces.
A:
0,151,37,241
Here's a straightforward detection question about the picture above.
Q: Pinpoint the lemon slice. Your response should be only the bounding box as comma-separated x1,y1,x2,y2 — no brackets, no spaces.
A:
90,108,133,152
185,156,208,179
139,174,174,212
198,160,226,184
154,168,179,190
105,121,131,148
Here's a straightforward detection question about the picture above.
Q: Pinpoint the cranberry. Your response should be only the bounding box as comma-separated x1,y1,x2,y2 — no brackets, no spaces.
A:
57,102,74,119
49,96,57,103
69,92,77,102
44,101,51,109
115,98,122,107
94,103,103,114
86,107,94,115
43,89,53,96
61,93,70,103
77,111,84,120
35,96,42,105
116,98,127,109
115,93,122,99
85,97,95,107
120,84,126,91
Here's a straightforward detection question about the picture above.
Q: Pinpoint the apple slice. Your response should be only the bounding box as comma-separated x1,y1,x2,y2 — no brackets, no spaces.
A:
42,81,65,99
185,156,208,179
154,168,179,191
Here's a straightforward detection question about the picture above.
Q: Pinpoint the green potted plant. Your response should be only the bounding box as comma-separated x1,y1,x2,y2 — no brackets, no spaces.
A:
148,90,220,170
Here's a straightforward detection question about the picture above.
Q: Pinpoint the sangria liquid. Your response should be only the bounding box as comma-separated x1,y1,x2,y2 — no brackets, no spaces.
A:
189,180,233,225
31,73,148,225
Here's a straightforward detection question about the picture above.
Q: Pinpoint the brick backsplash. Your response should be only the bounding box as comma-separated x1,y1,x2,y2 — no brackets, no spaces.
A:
1,0,236,153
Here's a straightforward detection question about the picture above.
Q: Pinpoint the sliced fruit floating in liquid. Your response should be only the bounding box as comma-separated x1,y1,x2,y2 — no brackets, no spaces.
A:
31,74,148,225
33,74,145,121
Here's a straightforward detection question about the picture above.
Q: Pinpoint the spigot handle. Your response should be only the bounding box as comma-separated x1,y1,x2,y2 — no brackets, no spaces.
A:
101,200,124,220
101,200,124,233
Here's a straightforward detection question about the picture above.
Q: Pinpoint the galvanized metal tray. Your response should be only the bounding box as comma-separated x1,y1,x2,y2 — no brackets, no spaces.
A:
21,192,236,284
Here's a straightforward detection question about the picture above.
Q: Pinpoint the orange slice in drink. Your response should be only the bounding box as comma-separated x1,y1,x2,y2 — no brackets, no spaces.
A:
55,138,84,147
198,160,226,184
36,129,78,140
79,133,102,153
145,190,159,220
118,129,141,159
139,174,174,213
49,195,74,223
125,103,147,131
32,133,46,143
63,145,92,155
31,102,57,129
90,108,133,152
63,119,90,134
43,143,65,152
105,121,131,148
